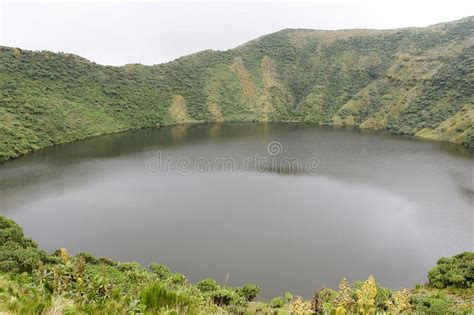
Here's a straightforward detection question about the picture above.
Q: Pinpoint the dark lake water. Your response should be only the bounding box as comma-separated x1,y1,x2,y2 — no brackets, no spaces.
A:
0,123,472,298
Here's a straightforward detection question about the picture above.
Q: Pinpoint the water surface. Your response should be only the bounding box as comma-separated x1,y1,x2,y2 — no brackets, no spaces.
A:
0,124,472,298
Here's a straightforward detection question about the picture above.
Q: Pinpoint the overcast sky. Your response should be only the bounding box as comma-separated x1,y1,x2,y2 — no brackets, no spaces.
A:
1,0,473,66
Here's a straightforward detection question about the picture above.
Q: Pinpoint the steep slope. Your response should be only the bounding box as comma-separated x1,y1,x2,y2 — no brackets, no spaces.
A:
0,17,473,162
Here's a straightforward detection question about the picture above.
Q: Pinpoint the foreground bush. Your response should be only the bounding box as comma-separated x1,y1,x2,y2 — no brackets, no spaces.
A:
197,278,219,293
0,275,52,314
0,215,473,314
209,288,241,306
235,283,261,301
270,296,285,308
0,216,47,273
428,251,474,288
140,283,198,313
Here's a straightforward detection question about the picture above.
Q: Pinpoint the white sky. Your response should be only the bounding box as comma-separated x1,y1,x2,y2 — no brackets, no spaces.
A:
1,0,473,66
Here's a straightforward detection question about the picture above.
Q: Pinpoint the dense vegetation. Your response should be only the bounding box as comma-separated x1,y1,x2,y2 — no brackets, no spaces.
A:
0,215,473,314
1,17,473,162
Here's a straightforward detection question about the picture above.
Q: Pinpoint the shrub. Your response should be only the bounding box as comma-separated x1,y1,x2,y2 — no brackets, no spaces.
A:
117,261,143,272
311,288,324,314
169,273,187,286
428,252,474,288
411,293,455,314
55,248,69,264
140,282,197,313
386,288,411,313
235,283,260,301
334,278,354,309
355,275,377,314
197,278,219,293
209,289,239,306
0,216,46,273
98,257,117,266
0,242,45,273
319,288,338,303
0,216,31,245
352,279,391,311
0,275,52,314
75,252,99,265
375,284,392,310
0,216,40,249
270,296,285,308
150,263,172,280
291,296,312,314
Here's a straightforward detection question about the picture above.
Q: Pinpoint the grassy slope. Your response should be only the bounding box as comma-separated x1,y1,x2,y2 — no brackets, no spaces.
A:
1,17,473,162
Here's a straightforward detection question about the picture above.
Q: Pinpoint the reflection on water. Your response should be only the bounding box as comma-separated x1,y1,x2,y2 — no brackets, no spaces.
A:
0,123,472,298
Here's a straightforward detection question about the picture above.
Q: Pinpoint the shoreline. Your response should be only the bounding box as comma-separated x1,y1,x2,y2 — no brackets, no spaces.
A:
1,120,471,165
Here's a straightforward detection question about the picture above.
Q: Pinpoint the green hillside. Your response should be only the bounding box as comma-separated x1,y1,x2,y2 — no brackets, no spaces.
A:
1,17,473,162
